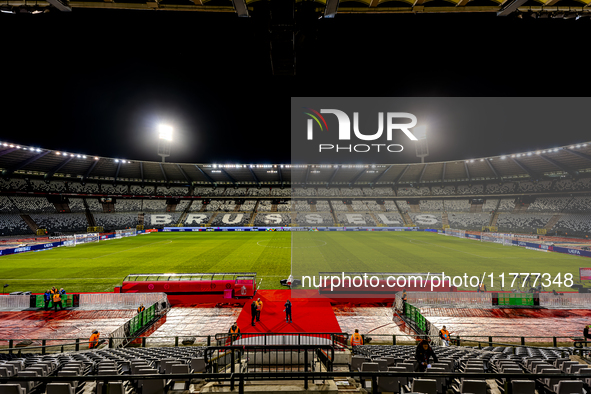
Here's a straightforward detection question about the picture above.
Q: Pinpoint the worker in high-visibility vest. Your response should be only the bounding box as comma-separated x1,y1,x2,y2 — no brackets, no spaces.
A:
89,331,100,349
137,304,145,314
350,329,363,346
584,325,591,341
228,322,241,344
52,292,63,312
439,325,451,346
255,298,263,322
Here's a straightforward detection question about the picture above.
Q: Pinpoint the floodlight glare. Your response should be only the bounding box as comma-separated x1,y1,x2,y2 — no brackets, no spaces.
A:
158,125,173,141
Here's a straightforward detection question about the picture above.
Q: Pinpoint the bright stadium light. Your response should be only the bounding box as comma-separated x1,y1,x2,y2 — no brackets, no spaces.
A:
413,125,429,163
158,125,173,141
157,124,173,162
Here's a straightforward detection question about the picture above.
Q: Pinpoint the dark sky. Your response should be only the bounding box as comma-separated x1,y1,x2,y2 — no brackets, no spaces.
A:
1,9,590,165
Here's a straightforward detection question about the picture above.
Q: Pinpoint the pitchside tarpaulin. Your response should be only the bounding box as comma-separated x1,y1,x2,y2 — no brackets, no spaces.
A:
580,268,591,280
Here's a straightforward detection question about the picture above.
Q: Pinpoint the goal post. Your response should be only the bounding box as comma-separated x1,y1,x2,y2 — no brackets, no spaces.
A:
444,228,465,238
116,229,137,239
76,233,99,244
63,235,76,247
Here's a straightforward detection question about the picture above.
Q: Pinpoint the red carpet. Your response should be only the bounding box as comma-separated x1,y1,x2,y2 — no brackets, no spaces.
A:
236,290,341,333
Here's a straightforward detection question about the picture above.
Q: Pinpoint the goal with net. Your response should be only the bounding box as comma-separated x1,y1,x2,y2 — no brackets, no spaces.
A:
116,229,137,239
444,228,465,239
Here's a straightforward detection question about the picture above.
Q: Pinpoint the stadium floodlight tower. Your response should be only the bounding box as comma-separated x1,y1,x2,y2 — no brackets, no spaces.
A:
413,125,428,163
158,124,173,162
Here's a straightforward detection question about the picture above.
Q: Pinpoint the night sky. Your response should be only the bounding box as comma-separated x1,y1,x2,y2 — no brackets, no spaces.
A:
1,9,590,165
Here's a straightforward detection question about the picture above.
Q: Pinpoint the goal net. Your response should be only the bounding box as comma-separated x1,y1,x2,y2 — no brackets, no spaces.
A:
444,228,465,238
75,233,99,245
116,229,137,239
481,232,513,246
63,235,77,247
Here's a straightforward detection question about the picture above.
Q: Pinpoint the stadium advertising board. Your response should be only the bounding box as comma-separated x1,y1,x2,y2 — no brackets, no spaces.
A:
0,241,62,256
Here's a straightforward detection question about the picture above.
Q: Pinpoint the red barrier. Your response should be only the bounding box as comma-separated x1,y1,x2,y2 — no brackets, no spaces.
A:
121,278,256,305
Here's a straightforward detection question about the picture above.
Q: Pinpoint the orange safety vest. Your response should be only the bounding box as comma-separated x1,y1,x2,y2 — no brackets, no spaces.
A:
138,306,145,313
256,301,263,311
89,333,100,348
351,333,363,346
52,293,61,303
440,329,450,341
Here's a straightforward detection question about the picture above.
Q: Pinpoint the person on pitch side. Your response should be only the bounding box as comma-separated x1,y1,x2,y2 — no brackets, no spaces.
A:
284,299,292,323
255,298,263,322
89,331,100,349
350,329,363,347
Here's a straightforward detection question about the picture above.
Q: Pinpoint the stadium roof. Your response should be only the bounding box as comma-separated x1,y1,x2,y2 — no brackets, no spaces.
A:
1,141,590,187
4,0,589,14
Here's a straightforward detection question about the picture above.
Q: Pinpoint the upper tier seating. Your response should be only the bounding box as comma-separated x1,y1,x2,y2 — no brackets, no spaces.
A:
362,188,394,196
457,184,484,195
431,186,456,196
497,198,515,212
114,199,143,212
316,188,339,197
10,196,55,213
294,188,318,197
527,197,570,213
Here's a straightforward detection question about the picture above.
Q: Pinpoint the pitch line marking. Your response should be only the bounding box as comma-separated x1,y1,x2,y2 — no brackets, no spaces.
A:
256,240,327,249
408,238,504,259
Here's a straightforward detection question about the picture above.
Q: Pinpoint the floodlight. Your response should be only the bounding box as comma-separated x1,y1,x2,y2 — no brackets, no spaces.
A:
158,125,173,141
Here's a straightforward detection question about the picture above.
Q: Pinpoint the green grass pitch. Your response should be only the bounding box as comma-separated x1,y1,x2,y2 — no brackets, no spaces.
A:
0,231,587,293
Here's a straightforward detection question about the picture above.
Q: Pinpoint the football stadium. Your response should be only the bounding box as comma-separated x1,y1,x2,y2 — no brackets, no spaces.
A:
1,134,591,394
2,0,591,390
